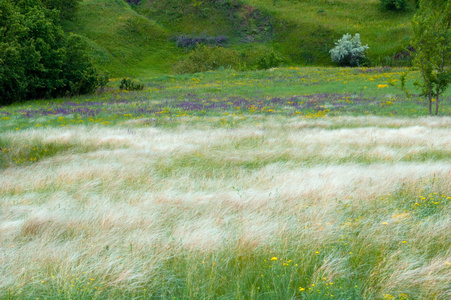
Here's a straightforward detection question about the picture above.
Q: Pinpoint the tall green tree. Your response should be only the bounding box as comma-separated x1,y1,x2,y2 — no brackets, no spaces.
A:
411,0,451,115
0,0,102,105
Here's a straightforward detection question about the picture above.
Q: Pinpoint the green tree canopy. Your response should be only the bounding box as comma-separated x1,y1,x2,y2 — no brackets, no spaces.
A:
411,0,451,115
0,0,102,105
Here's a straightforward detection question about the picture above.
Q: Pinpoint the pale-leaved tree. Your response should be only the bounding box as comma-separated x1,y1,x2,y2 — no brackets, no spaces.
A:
330,33,369,67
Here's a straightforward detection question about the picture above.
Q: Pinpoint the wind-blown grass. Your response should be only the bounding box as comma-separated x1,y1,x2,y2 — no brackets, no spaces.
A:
1,117,450,299
1,67,450,299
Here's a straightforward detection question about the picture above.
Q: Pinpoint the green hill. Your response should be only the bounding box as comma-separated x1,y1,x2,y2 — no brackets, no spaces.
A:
67,0,417,76
65,0,181,77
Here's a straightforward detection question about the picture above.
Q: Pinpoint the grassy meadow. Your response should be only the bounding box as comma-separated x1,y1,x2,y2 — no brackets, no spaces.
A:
1,67,451,299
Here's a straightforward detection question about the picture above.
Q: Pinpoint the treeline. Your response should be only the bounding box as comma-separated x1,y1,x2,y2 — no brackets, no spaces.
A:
0,0,105,105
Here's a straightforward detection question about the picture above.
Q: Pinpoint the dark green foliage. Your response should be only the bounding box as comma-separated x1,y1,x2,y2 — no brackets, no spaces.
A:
62,34,103,96
239,44,285,70
119,78,144,91
380,0,408,11
174,44,242,74
0,0,103,105
41,0,82,21
173,34,229,49
257,50,284,69
174,43,285,74
125,0,141,6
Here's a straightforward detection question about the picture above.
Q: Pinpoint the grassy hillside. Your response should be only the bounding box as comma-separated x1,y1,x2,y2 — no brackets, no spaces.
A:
66,0,417,76
245,0,414,65
65,0,182,76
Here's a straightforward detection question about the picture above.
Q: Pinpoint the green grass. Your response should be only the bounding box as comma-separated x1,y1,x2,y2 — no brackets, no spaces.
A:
1,67,450,133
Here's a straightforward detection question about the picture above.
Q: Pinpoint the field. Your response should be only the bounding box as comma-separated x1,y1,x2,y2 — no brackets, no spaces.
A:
1,67,451,299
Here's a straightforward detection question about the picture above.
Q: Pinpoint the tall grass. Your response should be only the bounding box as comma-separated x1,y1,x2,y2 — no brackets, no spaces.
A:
1,116,450,299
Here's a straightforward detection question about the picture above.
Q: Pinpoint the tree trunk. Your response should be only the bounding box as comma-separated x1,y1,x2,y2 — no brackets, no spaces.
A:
428,89,433,116
435,89,440,115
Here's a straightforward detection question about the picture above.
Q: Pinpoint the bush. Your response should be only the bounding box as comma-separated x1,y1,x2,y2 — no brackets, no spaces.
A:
329,33,369,67
173,34,229,49
174,45,242,74
0,0,103,105
239,45,285,70
125,0,141,6
119,78,144,91
257,51,284,69
380,0,408,11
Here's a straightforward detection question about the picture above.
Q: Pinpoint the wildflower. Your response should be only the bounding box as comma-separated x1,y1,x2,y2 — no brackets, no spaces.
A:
270,257,277,261
299,287,305,291
378,84,389,88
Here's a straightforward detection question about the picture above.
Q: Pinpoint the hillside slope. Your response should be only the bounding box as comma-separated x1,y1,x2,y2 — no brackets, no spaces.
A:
246,0,414,65
66,0,182,76
67,0,416,76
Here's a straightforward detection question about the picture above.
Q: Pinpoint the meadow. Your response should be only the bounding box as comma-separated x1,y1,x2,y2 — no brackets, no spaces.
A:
1,67,451,299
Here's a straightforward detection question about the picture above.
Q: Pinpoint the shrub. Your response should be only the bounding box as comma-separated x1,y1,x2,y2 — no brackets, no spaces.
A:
239,45,285,70
329,33,369,67
257,51,284,69
125,0,141,6
174,44,242,74
380,0,408,11
119,78,144,91
173,34,229,49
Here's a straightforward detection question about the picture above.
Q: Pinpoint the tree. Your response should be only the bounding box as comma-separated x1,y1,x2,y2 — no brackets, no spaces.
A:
0,0,102,105
329,33,369,67
411,0,451,115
